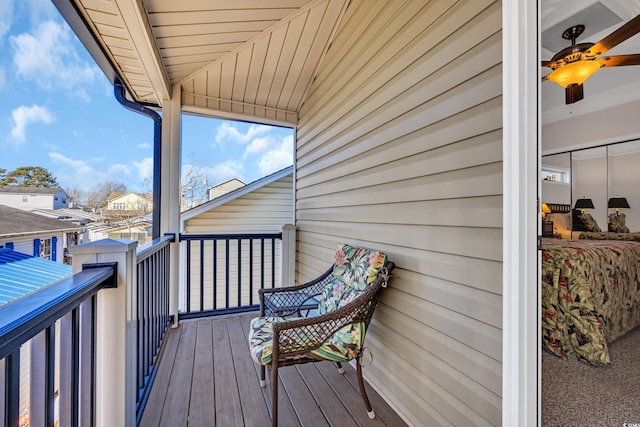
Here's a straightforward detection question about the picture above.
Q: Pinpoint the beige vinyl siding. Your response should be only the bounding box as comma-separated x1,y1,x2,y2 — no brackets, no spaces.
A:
183,175,293,310
295,1,502,426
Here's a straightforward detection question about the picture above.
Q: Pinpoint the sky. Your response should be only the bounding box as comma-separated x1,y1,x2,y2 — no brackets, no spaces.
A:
0,0,294,195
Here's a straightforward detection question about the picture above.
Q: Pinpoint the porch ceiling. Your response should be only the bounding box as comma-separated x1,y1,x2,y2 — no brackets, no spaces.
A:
58,0,350,126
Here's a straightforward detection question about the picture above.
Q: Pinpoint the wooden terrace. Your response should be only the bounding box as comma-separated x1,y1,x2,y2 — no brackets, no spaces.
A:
140,313,408,427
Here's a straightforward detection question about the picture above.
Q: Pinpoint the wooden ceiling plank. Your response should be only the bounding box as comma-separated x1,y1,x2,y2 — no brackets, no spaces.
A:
244,36,271,105
254,25,289,106
148,9,298,27
149,0,311,13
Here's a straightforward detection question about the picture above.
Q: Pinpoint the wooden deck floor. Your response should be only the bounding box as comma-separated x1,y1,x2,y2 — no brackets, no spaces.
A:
140,313,407,427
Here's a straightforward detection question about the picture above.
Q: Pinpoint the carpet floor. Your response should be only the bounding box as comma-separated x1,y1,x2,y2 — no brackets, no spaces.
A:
542,326,640,426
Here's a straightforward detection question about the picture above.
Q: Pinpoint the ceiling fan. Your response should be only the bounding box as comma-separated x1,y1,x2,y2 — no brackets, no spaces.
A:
542,14,640,104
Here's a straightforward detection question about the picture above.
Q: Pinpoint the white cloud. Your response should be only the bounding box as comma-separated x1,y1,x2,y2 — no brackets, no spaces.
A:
137,142,151,150
244,136,275,158
11,104,55,142
49,152,139,192
256,135,293,175
11,20,99,96
132,157,153,180
0,0,13,41
215,121,271,145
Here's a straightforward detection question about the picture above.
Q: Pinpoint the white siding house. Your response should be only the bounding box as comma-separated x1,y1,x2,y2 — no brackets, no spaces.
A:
0,187,69,210
0,205,80,264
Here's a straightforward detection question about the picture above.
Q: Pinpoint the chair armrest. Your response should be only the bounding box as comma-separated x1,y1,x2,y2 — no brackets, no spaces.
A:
259,267,333,316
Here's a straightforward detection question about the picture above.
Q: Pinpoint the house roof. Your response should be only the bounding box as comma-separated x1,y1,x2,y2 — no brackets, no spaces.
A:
107,192,153,202
181,166,293,223
0,187,66,195
0,205,80,237
53,0,349,126
209,178,245,191
0,249,72,306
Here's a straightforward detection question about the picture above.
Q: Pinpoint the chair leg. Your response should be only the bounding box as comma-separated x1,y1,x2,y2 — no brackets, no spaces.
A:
356,356,375,419
260,365,266,387
271,363,279,427
336,362,345,374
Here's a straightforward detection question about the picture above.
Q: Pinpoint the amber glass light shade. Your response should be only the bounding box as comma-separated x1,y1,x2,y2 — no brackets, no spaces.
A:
548,61,600,88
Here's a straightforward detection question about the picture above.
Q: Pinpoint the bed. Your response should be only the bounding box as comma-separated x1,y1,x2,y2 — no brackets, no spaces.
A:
541,238,640,365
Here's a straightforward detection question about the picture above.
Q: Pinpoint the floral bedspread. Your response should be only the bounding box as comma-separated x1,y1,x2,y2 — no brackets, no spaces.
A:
541,239,640,365
579,231,640,242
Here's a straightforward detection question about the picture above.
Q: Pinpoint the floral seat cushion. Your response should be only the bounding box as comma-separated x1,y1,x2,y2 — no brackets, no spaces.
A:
249,244,388,365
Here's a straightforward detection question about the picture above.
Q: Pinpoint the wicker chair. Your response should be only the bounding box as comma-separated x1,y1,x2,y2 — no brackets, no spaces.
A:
248,244,394,426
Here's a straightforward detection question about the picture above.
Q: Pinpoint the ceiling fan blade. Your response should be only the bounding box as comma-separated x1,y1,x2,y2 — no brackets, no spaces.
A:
598,54,640,67
541,60,557,68
587,14,640,57
565,84,583,104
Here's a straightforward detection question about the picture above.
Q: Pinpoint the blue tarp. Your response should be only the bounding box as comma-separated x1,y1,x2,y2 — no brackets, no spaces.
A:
0,248,72,306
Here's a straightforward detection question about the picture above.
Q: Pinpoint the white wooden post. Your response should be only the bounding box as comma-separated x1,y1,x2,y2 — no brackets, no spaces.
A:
280,224,296,286
69,238,138,427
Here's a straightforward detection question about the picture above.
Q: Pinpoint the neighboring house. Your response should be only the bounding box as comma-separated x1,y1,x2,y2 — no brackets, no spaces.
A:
207,178,245,201
181,167,293,311
0,187,69,210
89,215,152,245
105,192,152,213
0,205,80,264
183,167,292,234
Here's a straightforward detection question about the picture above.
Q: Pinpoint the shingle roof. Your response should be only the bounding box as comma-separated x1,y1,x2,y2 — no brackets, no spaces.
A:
0,187,65,195
0,205,80,237
0,249,72,305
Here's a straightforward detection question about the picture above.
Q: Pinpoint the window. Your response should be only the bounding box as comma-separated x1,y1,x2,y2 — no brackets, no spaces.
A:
39,238,52,260
541,166,570,184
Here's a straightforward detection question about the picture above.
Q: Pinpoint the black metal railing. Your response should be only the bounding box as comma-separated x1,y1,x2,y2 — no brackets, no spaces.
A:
134,234,174,424
180,233,282,319
0,264,116,427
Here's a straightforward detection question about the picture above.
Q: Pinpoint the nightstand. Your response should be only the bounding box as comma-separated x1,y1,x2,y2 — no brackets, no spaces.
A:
542,221,554,237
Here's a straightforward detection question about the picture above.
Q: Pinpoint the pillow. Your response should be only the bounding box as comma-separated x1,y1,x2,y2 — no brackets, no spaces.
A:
572,210,601,232
608,213,629,233
547,213,571,233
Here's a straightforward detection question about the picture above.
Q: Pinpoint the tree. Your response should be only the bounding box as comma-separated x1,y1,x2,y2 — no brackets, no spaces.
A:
181,155,209,211
65,185,88,207
86,181,127,210
0,166,59,187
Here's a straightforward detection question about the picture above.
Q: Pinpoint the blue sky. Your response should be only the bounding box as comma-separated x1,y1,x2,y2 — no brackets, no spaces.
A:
0,0,294,194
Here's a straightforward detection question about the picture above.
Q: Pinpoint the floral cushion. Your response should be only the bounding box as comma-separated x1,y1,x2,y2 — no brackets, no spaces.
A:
248,244,388,365
248,315,365,364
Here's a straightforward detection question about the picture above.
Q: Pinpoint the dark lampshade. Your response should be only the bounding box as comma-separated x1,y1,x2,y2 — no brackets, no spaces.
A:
574,198,594,210
608,197,630,210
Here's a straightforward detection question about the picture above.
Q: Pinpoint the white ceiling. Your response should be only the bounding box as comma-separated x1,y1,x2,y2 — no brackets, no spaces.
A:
65,0,350,126
541,0,640,124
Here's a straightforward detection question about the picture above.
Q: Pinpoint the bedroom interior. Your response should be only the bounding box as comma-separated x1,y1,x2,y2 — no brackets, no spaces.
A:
540,1,640,424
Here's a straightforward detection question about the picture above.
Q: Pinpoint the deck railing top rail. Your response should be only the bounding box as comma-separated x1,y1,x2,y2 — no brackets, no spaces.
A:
0,264,116,360
136,233,175,263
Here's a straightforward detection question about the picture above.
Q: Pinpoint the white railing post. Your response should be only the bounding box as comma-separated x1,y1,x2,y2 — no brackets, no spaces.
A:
69,238,138,427
280,224,296,286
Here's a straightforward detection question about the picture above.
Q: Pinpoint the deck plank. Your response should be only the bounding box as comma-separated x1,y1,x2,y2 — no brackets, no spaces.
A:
160,323,197,426
187,320,215,427
279,364,330,427
239,314,301,427
340,363,408,427
226,316,271,426
140,314,405,426
139,324,181,427
315,362,388,427
212,318,244,427
296,363,363,427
